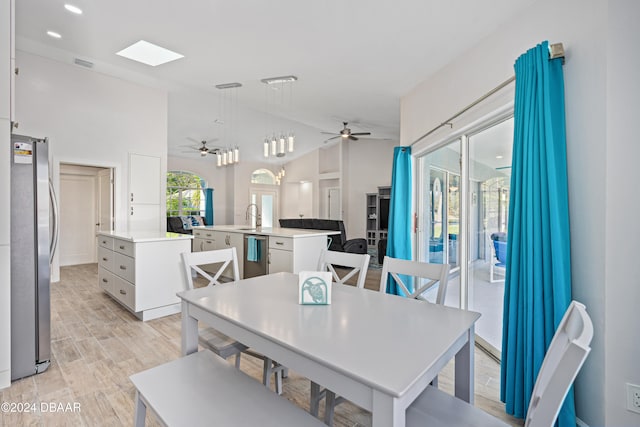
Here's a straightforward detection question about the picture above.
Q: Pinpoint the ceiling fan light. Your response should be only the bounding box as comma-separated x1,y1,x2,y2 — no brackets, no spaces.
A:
223,151,228,165
263,139,269,157
217,152,222,167
234,147,240,163
271,138,277,156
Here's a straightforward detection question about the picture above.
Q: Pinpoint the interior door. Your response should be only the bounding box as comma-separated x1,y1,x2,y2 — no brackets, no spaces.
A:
249,188,278,228
327,187,341,220
59,172,96,266
97,168,113,232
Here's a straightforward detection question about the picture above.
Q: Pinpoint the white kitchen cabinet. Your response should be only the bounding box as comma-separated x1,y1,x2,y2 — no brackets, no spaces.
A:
213,230,244,278
193,228,217,252
97,232,192,321
267,234,327,274
128,153,161,232
129,153,161,204
268,247,293,274
193,226,336,277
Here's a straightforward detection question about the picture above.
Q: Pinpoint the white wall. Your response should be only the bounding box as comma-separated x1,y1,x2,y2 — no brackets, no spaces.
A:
282,150,320,219
15,51,168,281
0,0,12,390
401,0,622,425
605,1,640,426
344,139,395,239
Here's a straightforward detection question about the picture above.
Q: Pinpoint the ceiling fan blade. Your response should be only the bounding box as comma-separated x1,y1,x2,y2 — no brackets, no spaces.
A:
186,137,200,144
205,138,219,144
351,132,371,136
349,135,359,141
320,131,339,135
323,136,340,143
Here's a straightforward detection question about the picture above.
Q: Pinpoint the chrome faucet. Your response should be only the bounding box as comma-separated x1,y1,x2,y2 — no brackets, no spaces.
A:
245,203,261,227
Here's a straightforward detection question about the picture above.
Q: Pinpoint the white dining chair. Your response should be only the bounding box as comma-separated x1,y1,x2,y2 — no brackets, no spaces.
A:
181,248,284,394
309,249,370,425
379,256,450,303
317,248,371,288
406,300,593,427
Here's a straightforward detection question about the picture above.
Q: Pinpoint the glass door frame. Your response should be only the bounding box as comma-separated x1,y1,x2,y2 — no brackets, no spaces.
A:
249,186,279,228
415,107,514,333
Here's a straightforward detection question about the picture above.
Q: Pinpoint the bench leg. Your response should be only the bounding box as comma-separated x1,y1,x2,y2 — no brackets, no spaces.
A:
134,390,146,427
310,382,322,417
324,390,336,426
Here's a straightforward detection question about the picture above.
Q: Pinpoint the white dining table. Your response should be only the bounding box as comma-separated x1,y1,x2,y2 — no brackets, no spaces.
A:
177,272,481,427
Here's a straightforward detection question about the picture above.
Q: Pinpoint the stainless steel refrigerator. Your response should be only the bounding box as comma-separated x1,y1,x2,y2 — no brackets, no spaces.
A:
10,134,59,381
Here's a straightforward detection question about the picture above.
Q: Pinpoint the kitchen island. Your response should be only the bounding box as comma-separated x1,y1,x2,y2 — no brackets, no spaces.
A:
192,225,338,277
96,231,193,321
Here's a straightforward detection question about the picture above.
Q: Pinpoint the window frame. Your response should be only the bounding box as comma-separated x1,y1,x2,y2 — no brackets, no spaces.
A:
166,170,206,217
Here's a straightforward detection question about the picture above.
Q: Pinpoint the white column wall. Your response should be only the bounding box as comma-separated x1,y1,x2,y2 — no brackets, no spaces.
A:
401,0,610,424
0,0,12,390
344,139,395,240
605,1,640,426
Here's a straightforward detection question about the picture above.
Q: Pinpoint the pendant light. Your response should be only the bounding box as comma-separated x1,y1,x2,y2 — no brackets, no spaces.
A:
215,82,242,167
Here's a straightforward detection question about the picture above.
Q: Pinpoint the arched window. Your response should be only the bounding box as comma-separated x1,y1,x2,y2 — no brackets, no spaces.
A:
250,168,276,185
166,171,206,217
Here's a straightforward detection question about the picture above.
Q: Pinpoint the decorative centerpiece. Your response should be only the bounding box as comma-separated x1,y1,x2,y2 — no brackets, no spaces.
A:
298,271,332,305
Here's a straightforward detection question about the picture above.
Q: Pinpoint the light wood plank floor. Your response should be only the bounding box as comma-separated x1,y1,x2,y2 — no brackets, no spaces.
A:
1,263,523,426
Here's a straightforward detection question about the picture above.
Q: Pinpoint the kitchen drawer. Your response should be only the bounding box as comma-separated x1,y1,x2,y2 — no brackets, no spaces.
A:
113,252,135,283
98,267,114,293
98,236,114,250
98,246,114,272
269,236,293,251
114,238,135,257
195,229,215,239
112,275,135,310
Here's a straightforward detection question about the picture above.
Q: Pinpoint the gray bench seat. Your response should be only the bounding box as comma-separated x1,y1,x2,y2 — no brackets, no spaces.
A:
130,350,324,426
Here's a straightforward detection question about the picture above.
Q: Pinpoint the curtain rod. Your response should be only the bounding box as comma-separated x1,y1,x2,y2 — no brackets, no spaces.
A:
409,42,564,147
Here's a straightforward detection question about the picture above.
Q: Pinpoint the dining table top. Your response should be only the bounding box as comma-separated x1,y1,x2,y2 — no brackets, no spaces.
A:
177,271,481,398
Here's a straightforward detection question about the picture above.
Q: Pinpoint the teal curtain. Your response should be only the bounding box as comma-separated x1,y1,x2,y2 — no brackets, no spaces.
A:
501,41,574,426
204,188,214,226
385,147,413,295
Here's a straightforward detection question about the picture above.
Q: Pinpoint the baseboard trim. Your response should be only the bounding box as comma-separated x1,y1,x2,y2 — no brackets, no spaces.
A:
576,416,589,427
0,369,11,390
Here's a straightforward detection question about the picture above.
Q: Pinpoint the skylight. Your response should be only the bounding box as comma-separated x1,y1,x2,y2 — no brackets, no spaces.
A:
116,40,184,67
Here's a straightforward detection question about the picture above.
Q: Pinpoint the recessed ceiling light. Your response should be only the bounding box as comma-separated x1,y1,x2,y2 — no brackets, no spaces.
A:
116,40,184,67
64,4,83,14
47,31,62,39
496,155,504,159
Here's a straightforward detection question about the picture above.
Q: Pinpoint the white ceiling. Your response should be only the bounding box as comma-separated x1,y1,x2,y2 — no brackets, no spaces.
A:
15,0,535,163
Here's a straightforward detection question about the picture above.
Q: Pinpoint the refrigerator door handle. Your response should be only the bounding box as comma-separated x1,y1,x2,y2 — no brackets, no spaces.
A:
49,179,60,263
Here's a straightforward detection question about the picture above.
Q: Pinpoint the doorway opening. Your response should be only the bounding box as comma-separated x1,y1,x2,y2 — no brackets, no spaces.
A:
59,164,114,266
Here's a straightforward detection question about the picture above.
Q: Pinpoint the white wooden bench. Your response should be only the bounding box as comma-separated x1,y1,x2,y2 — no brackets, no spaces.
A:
130,350,325,427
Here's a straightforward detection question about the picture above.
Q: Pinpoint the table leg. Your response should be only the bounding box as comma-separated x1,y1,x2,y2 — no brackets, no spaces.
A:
181,301,198,356
454,326,475,404
133,390,146,427
372,389,404,427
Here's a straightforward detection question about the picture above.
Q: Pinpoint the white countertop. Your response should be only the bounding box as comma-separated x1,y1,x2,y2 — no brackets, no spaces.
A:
97,230,194,243
193,225,339,238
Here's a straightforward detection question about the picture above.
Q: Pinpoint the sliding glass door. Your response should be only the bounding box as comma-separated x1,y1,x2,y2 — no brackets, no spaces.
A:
417,116,513,358
418,139,461,270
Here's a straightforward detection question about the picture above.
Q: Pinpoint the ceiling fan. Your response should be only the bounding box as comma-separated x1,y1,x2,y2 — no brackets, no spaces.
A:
321,122,371,142
182,137,220,157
